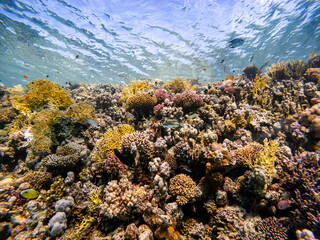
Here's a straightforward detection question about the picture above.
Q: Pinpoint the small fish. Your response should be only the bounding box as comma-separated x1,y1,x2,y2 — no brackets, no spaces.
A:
46,75,49,78
250,53,254,62
259,61,270,70
277,199,291,210
75,54,79,59
187,113,199,120
22,75,28,78
25,96,30,100
203,68,207,71
20,189,39,200
126,113,136,121
220,59,225,63
228,38,244,48
56,70,60,73
113,148,131,166
162,119,180,129
87,119,100,129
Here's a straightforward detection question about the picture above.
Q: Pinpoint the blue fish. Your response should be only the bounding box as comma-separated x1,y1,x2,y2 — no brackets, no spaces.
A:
228,38,244,48
87,119,100,129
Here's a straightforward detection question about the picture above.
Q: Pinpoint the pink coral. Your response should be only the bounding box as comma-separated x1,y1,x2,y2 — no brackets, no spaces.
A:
155,89,172,103
105,154,127,175
173,91,203,112
154,103,164,117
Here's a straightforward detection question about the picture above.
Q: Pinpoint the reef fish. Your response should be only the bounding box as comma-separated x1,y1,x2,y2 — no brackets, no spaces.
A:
22,75,28,78
228,38,244,48
162,119,180,129
20,189,39,200
277,199,291,210
87,119,100,129
187,114,199,120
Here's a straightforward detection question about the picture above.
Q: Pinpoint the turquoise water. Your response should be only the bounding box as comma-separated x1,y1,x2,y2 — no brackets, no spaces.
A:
0,0,319,87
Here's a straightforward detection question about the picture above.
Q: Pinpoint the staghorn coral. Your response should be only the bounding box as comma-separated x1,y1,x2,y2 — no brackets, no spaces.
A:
169,174,196,205
25,170,53,189
234,142,264,168
100,178,148,219
308,54,320,68
126,92,157,116
173,91,203,112
91,124,134,164
65,102,97,123
252,75,267,98
247,217,288,240
120,131,154,166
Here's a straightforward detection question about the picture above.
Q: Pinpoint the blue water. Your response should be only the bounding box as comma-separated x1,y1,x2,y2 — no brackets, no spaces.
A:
0,0,319,88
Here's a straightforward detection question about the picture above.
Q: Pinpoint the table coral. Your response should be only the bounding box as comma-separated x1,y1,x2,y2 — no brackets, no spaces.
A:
169,174,196,205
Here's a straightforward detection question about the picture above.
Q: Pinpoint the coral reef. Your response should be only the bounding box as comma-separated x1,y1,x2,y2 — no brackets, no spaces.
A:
1,54,320,239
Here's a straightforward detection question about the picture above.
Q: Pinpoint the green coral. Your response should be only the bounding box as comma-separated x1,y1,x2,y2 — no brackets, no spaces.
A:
65,103,97,123
91,124,134,164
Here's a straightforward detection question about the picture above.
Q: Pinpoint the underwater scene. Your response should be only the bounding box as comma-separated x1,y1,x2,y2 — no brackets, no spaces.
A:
0,0,320,239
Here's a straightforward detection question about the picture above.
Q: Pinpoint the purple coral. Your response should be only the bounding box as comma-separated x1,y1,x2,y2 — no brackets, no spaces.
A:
155,89,172,103
154,103,164,117
173,91,203,112
105,154,127,175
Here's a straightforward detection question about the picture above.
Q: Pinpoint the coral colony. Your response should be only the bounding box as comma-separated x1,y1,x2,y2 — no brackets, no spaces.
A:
0,54,320,239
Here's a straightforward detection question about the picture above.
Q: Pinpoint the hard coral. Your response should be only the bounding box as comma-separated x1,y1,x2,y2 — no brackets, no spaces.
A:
173,91,203,112
65,102,97,123
164,77,195,94
105,154,127,175
120,131,154,166
304,68,320,84
121,80,150,106
91,124,134,164
25,79,73,111
155,89,172,103
169,174,196,205
248,217,288,240
126,92,157,116
100,178,148,219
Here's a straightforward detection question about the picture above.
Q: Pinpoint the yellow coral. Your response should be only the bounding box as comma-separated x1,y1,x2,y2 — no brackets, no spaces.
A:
88,189,102,212
121,80,150,106
255,138,279,181
25,79,73,111
163,77,196,94
91,124,134,163
252,75,267,98
30,109,62,154
65,103,97,123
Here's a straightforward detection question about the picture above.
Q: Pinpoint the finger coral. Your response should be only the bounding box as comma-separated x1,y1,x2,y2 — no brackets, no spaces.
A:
173,91,203,112
100,178,148,219
169,174,196,205
120,131,154,167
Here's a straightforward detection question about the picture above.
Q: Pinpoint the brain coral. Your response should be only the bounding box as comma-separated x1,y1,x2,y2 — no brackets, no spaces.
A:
173,91,203,112
126,92,157,116
169,174,196,205
100,178,148,219
120,131,154,166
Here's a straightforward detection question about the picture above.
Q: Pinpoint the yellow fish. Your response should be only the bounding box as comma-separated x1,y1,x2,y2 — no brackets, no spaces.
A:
20,189,39,200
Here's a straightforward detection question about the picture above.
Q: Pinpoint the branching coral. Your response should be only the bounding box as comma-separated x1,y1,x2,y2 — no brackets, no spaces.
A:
25,79,73,111
247,217,288,240
121,80,150,106
169,174,196,205
252,75,267,98
100,178,148,219
104,154,127,175
173,91,203,112
164,77,195,94
267,59,307,81
91,124,134,164
126,92,157,116
65,102,97,123
120,131,154,166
